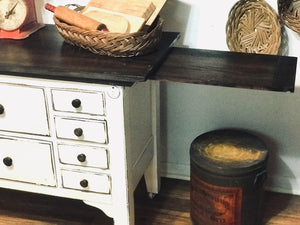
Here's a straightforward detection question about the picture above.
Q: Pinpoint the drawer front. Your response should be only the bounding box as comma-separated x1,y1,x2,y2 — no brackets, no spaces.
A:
58,144,108,169
52,90,105,115
0,137,56,186
55,117,107,143
61,170,110,193
0,84,49,135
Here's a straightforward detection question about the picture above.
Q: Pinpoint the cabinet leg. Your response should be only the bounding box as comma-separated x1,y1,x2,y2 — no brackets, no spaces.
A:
144,156,160,196
144,80,161,196
112,191,135,225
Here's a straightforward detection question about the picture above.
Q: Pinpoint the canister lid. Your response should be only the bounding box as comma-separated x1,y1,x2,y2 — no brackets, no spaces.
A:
190,129,268,176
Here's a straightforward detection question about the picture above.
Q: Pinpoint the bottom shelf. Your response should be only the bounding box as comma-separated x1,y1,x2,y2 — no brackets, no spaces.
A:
0,178,299,224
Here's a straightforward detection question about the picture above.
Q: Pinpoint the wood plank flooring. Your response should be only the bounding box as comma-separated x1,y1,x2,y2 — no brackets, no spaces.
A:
0,178,299,224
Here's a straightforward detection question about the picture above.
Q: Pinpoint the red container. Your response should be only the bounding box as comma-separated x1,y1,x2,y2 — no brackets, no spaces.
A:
190,129,268,225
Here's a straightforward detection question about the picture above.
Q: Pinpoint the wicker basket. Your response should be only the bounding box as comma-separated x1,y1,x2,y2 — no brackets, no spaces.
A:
226,0,281,55
278,0,300,34
54,16,163,57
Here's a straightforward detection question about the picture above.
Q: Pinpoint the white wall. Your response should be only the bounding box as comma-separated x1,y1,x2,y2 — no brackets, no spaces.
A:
38,0,300,195
159,0,300,195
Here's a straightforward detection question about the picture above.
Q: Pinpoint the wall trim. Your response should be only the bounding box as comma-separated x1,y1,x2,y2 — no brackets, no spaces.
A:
161,162,300,196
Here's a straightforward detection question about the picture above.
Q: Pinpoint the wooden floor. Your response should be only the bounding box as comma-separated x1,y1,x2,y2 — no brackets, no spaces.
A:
0,178,299,224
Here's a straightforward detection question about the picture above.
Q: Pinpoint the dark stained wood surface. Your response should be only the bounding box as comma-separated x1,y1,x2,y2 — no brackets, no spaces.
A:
0,25,179,86
0,25,296,91
150,48,297,92
0,178,299,224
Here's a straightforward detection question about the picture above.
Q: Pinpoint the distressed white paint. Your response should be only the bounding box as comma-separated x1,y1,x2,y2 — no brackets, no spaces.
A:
61,170,110,193
58,144,108,169
0,83,49,135
51,89,105,115
0,75,158,225
36,0,300,195
54,117,107,143
0,137,56,185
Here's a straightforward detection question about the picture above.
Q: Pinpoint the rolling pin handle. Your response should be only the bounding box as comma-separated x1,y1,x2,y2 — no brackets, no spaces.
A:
44,3,108,32
45,3,56,13
98,24,108,31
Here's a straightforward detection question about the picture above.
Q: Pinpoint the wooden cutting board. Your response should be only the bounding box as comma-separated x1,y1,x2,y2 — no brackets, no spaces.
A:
83,0,156,20
146,0,167,26
83,10,130,33
82,0,156,33
82,7,146,33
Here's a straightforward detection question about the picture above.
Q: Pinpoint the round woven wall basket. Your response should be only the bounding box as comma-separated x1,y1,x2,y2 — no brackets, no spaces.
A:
54,16,163,57
226,0,281,55
278,0,300,34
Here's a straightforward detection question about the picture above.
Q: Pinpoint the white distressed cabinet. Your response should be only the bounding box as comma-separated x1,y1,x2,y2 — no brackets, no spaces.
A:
0,25,178,225
0,76,160,225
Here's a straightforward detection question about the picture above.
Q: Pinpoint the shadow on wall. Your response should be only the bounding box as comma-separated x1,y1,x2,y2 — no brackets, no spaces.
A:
160,0,191,48
242,129,294,224
35,0,45,23
257,130,294,224
293,86,300,94
255,131,293,190
278,25,289,56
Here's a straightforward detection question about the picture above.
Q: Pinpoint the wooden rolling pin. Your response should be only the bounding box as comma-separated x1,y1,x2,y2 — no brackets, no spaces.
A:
45,3,108,31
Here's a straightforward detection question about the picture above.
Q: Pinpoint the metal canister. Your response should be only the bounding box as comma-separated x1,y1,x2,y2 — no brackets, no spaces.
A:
190,129,268,225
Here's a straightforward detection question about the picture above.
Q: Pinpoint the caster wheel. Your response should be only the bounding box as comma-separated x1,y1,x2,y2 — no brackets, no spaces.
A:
148,192,156,199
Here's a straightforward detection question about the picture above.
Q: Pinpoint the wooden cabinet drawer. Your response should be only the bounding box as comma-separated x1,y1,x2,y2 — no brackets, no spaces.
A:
58,144,108,169
0,84,49,135
51,90,105,115
0,137,56,186
55,117,107,143
61,170,110,193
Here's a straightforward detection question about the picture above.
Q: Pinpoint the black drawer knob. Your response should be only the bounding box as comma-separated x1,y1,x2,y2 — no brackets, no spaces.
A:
77,154,86,163
74,128,83,137
72,99,81,109
80,179,89,188
0,104,4,115
3,157,12,167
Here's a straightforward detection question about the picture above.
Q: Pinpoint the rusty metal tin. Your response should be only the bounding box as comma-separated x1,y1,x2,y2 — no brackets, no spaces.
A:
190,129,268,225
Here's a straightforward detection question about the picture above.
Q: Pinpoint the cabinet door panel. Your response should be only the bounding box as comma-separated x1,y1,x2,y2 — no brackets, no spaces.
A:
0,84,49,135
0,137,56,186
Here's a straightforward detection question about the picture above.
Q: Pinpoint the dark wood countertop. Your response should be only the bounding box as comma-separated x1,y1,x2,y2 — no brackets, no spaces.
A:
0,25,179,86
0,25,297,92
151,47,297,92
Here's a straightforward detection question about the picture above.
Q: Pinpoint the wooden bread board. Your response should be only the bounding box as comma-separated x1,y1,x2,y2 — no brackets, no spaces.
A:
83,0,156,20
146,0,167,26
83,9,130,33
82,7,146,33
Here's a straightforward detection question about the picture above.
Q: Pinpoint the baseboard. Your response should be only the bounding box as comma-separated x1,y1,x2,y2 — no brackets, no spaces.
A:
265,175,300,196
161,162,300,196
161,162,190,181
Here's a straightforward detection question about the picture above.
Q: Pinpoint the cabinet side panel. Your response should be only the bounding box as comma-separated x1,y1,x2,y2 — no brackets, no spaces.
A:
124,81,153,187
